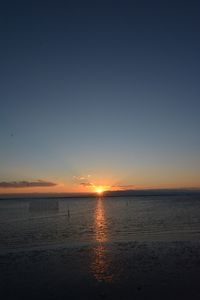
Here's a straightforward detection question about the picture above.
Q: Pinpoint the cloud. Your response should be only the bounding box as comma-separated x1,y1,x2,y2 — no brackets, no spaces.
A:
80,182,93,187
73,176,86,180
0,180,57,188
73,175,91,181
111,184,135,190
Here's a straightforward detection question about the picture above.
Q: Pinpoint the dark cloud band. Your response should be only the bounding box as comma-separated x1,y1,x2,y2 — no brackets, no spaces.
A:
111,184,135,190
0,180,57,188
80,182,93,187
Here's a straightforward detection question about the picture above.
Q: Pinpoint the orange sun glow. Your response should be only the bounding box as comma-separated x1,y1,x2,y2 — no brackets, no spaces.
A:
96,187,104,195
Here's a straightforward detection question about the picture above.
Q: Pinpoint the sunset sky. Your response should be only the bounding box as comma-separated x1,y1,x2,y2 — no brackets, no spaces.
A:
0,0,200,194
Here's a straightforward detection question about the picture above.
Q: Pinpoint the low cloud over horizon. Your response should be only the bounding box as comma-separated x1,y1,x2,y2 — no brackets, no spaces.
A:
111,184,136,190
79,182,137,191
80,182,93,187
0,180,57,188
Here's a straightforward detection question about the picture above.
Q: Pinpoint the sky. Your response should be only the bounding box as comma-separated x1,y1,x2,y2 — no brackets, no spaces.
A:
0,0,200,194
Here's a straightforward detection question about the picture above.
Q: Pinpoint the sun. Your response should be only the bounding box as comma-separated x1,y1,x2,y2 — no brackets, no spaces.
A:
96,187,104,195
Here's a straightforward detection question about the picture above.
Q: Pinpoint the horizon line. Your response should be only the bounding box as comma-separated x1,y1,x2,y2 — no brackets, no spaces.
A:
1,187,200,200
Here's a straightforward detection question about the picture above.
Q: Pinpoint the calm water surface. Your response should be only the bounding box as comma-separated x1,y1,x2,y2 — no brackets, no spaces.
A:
1,195,200,253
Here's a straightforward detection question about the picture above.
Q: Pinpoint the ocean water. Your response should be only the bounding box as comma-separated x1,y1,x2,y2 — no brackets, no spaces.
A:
2,195,200,300
1,194,200,253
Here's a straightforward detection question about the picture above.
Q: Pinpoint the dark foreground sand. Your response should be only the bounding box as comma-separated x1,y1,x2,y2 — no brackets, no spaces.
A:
1,241,200,300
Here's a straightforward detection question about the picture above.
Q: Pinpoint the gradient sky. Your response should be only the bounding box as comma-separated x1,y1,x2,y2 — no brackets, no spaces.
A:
0,0,200,193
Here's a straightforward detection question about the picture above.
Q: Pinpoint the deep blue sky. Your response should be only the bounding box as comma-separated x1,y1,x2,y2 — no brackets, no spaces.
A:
0,0,200,192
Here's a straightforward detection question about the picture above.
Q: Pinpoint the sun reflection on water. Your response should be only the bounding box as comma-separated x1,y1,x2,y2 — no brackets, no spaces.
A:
95,197,107,243
91,197,114,283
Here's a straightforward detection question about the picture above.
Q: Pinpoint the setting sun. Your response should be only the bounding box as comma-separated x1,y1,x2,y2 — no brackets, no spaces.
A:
96,188,104,195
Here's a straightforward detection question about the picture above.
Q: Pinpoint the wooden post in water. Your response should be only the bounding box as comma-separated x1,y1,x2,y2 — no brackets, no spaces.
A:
67,205,70,218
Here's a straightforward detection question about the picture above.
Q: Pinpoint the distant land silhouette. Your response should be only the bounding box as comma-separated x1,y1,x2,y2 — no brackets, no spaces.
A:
0,188,200,200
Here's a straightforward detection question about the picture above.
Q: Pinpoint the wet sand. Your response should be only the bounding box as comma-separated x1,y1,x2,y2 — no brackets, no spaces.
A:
1,241,200,300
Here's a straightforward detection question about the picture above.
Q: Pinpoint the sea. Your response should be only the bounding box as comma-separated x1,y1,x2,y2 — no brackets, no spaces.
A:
2,194,200,299
1,193,200,254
